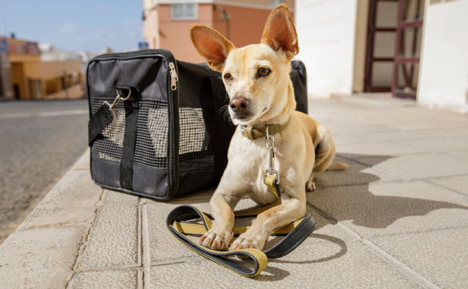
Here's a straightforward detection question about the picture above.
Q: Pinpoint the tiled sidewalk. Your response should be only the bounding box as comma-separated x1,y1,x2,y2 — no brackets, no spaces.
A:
1,94,468,288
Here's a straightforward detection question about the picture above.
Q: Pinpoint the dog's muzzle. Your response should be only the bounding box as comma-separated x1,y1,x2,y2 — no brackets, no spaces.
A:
229,96,253,119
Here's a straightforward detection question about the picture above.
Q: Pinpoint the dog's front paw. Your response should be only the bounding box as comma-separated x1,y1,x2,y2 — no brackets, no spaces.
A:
229,232,268,251
199,228,233,251
306,181,316,192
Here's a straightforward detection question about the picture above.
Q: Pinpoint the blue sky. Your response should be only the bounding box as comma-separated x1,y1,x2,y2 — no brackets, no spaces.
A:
0,0,143,53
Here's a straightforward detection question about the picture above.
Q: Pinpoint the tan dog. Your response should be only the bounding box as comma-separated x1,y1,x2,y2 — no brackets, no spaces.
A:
190,4,348,251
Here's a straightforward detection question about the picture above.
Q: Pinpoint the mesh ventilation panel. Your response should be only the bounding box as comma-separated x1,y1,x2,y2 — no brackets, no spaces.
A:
178,107,214,175
90,99,214,176
90,100,125,162
134,100,168,168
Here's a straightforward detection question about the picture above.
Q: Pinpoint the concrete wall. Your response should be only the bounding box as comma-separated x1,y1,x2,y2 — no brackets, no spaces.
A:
42,84,83,100
143,7,160,49
24,60,81,79
158,4,213,63
418,0,468,112
11,63,27,100
14,60,83,100
143,0,295,63
143,0,295,9
213,5,273,48
295,0,358,98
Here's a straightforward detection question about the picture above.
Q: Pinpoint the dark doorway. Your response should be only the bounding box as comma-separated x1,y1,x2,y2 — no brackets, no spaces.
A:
364,0,399,93
364,0,424,99
13,84,20,99
392,0,425,99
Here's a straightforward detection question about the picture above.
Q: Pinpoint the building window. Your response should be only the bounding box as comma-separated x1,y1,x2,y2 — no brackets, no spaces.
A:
171,3,198,20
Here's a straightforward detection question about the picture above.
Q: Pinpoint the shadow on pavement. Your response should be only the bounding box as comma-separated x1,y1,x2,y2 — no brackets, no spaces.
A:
311,153,468,229
260,152,468,280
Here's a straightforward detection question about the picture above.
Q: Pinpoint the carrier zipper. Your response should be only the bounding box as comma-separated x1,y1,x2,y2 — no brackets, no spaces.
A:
87,48,180,201
169,62,178,91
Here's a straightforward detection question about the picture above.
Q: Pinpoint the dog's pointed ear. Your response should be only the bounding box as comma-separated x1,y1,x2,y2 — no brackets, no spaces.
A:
190,25,235,72
261,4,299,60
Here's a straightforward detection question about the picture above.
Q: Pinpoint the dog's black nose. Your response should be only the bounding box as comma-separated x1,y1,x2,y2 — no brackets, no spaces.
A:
229,97,249,113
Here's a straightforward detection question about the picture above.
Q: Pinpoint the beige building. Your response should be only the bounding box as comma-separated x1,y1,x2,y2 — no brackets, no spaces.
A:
295,0,468,113
142,0,295,63
0,37,84,100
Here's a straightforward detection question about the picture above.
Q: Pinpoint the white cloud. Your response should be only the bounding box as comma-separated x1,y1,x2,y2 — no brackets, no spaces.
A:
56,24,83,35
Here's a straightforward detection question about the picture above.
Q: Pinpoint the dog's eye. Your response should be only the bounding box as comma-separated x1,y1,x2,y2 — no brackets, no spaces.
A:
224,73,233,81
258,68,270,77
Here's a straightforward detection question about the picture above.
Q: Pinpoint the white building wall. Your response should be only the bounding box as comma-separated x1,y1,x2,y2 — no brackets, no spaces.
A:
418,0,468,112
295,0,358,98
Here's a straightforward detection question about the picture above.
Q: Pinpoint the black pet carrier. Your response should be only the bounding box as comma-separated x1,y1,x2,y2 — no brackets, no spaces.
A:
87,49,308,201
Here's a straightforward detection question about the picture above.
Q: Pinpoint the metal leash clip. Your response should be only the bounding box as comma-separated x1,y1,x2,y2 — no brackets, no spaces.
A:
103,89,132,119
265,125,280,184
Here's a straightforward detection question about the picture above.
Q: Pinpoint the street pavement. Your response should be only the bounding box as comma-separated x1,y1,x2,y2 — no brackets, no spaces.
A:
1,94,468,288
0,99,88,244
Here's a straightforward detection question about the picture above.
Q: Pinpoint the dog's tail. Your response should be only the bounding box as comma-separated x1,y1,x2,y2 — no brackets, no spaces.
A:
326,162,350,171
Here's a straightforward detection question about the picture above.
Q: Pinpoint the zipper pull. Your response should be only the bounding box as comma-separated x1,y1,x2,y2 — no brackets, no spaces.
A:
169,62,178,91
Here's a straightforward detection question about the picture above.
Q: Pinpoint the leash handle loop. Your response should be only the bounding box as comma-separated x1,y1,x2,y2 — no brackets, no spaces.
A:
165,175,318,277
166,205,268,277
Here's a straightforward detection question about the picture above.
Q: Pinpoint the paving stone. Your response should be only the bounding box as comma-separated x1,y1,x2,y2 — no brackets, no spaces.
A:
17,169,102,230
337,153,397,167
78,205,139,269
428,175,468,196
142,188,215,205
149,260,243,289
147,202,202,263
370,227,468,289
307,181,468,238
0,226,85,288
385,122,467,131
336,142,423,157
447,150,468,162
395,137,468,153
326,124,395,136
365,130,442,142
314,158,402,189
149,242,420,289
332,93,416,108
68,269,139,289
356,153,468,179
103,190,139,204
438,128,468,138
332,134,381,146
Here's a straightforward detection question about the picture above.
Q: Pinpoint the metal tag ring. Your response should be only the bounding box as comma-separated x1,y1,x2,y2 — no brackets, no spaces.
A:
119,89,132,101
